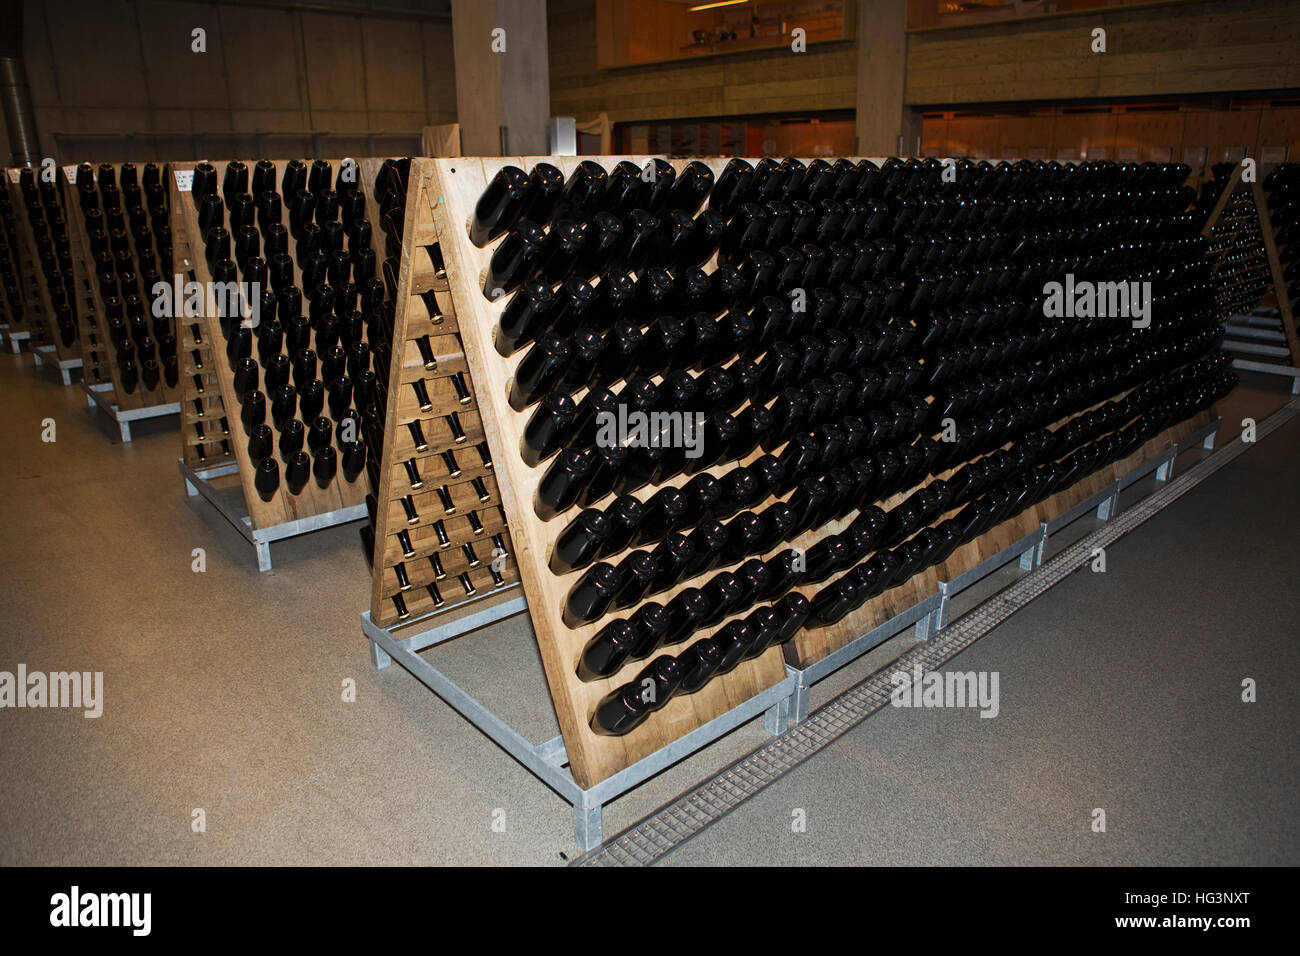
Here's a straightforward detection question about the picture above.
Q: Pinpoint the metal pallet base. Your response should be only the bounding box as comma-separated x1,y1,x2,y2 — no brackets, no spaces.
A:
1229,358,1300,393
180,458,367,572
363,417,1221,854
30,345,83,385
4,328,31,353
1224,313,1300,393
85,382,180,441
578,411,1278,865
762,416,1218,729
362,594,799,851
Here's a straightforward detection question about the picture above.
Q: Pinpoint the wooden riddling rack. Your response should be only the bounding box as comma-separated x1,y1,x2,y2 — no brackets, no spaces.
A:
1196,161,1300,373
169,157,400,531
18,168,83,372
366,159,520,628
4,167,81,373
1254,167,1300,369
63,162,183,412
168,175,233,470
0,185,24,336
1197,164,1271,322
57,167,111,390
431,154,1231,790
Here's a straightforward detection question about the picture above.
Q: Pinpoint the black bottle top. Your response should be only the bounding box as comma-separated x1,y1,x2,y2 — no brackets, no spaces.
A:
518,163,565,225
469,164,531,248
535,447,592,521
601,161,645,218
495,279,556,356
578,619,636,682
521,392,578,468
677,637,723,694
564,561,622,628
663,588,709,645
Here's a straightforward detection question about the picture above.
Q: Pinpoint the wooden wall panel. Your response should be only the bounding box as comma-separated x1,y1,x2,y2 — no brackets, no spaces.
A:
1114,111,1185,161
1051,112,1116,160
549,0,857,127
922,105,1300,170
906,0,1300,107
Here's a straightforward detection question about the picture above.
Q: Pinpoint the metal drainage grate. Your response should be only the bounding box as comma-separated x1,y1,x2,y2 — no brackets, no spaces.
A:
574,400,1299,867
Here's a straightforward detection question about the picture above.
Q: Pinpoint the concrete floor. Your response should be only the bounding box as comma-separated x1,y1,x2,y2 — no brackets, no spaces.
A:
0,347,1296,866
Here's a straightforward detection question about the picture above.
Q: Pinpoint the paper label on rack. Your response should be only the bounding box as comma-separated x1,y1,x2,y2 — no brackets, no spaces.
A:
63,165,78,184
174,169,193,192
6,168,18,184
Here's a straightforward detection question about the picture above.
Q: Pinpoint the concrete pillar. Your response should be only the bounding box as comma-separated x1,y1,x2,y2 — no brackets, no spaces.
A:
0,0,40,166
855,0,920,157
451,0,550,156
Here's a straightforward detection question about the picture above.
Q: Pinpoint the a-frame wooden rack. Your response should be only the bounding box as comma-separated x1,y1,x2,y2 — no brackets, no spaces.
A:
362,155,1223,812
170,157,394,571
1200,161,1300,391
62,162,183,440
4,166,82,383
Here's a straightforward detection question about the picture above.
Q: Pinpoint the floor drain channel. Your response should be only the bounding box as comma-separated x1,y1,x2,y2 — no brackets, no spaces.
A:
573,399,1299,867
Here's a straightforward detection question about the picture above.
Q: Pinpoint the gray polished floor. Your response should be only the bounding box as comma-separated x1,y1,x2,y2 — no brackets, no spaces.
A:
0,347,1296,866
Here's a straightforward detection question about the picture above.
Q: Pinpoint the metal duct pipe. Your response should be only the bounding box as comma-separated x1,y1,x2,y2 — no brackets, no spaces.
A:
1,0,40,166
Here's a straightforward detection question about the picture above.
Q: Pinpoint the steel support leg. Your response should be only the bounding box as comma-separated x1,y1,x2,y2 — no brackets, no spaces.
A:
930,584,950,634
574,801,602,852
369,639,392,670
1018,544,1035,571
255,540,272,573
1155,458,1173,482
763,695,791,735
914,609,934,640
119,421,132,443
1096,492,1119,520
791,677,811,724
